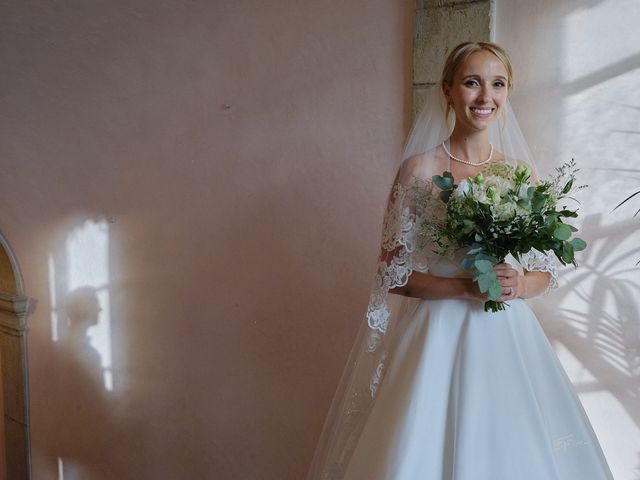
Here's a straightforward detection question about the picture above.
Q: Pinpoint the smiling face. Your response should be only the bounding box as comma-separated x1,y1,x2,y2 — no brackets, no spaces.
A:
442,49,510,134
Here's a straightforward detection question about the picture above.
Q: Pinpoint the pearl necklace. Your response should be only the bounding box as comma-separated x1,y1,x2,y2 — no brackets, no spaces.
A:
441,141,493,166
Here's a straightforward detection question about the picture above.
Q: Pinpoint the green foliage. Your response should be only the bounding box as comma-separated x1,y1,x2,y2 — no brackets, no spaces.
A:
553,224,571,241
419,160,587,313
613,189,640,265
613,190,640,217
570,238,587,251
432,172,454,192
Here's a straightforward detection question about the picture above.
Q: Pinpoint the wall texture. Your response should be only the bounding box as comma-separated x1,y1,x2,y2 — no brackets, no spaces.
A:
0,1,412,478
496,1,640,478
1,0,637,479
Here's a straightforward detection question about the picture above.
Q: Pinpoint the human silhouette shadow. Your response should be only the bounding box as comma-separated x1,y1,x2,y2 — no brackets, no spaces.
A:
42,286,117,479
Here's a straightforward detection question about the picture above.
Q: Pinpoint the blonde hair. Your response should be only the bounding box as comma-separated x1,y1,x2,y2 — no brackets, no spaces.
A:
440,41,513,121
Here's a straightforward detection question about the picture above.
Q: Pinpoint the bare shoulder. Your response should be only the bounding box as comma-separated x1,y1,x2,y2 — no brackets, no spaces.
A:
397,146,448,184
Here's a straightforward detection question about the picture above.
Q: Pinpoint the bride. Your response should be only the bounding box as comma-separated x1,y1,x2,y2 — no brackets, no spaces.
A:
305,42,615,480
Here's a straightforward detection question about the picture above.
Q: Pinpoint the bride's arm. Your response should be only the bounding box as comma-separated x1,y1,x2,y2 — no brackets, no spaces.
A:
390,271,484,301
382,160,553,303
390,266,551,302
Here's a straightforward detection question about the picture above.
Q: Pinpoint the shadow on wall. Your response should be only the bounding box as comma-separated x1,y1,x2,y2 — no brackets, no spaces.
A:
498,0,640,476
35,217,135,479
39,286,116,478
533,212,640,479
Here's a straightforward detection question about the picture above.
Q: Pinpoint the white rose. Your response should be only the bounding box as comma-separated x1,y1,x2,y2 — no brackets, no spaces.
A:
470,183,488,203
485,175,512,196
491,202,516,221
452,179,471,198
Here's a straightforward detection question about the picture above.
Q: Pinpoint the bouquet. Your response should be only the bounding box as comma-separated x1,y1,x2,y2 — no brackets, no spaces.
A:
423,159,586,312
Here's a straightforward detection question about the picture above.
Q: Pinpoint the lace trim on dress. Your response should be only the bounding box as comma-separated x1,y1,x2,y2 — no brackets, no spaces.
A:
366,177,559,341
363,177,561,401
519,248,559,293
369,350,388,398
365,180,435,336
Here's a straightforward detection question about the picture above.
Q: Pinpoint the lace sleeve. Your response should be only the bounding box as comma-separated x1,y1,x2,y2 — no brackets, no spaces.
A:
365,176,435,335
519,248,559,293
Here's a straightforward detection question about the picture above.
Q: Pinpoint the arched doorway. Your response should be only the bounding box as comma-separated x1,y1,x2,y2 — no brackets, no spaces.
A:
0,232,35,479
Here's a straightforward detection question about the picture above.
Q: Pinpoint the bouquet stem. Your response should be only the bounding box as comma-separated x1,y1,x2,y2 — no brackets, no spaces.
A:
484,299,509,313
466,252,509,313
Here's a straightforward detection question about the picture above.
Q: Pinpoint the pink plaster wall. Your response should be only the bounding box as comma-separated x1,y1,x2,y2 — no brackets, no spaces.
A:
0,1,413,478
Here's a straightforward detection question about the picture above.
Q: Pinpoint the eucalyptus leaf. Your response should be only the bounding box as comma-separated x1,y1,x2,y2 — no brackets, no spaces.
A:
531,194,546,212
570,237,587,251
561,242,575,263
440,190,452,203
475,259,494,274
432,174,453,190
488,281,503,300
462,256,475,270
476,253,498,264
477,272,496,292
553,223,571,241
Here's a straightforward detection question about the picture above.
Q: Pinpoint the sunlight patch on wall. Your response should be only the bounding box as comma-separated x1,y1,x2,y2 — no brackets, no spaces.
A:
48,253,59,343
65,219,113,391
57,457,64,480
48,218,113,391
558,6,640,477
562,0,640,216
564,0,640,84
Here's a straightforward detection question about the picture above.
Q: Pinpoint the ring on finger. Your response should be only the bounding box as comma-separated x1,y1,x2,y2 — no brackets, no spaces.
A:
507,287,513,295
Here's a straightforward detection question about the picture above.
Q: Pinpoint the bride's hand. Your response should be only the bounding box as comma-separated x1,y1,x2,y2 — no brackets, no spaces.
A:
493,263,521,302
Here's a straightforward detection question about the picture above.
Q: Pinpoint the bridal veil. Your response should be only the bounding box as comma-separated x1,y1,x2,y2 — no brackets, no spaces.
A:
305,80,549,480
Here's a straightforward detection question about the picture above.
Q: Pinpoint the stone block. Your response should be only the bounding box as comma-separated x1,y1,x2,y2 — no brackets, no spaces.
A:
412,85,434,120
417,0,487,7
414,0,491,85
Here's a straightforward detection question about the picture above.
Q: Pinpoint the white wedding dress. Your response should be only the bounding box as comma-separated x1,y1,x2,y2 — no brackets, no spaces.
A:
340,253,615,479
